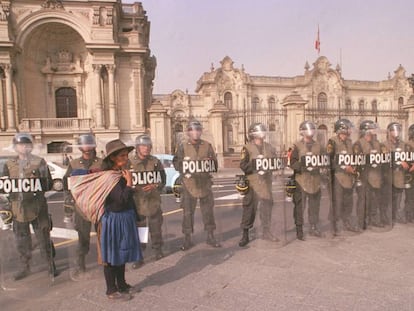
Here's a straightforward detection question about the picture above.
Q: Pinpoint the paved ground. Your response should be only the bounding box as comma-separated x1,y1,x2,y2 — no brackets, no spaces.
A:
2,168,414,310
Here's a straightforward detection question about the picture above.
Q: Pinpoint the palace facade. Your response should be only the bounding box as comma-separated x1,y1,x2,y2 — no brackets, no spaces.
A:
0,0,154,158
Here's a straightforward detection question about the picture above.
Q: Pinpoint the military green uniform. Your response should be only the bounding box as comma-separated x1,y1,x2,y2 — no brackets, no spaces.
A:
173,139,217,235
353,137,387,228
63,156,102,264
290,139,323,229
239,141,275,232
326,136,355,230
382,139,408,223
129,154,166,251
3,155,54,273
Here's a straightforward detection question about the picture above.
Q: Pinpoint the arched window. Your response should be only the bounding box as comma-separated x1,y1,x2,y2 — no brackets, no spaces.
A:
345,99,351,112
358,99,365,113
227,124,233,146
224,92,233,110
252,97,259,111
317,93,327,110
56,87,77,118
398,97,404,110
268,97,276,112
371,100,378,113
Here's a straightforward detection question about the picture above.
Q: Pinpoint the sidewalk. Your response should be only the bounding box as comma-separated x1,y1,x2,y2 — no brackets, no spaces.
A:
2,224,414,310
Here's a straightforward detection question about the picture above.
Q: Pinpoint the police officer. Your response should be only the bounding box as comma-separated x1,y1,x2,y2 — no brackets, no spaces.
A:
382,122,410,224
239,122,279,247
290,121,324,240
129,134,166,264
404,124,414,222
63,134,102,274
353,120,387,228
326,119,360,235
173,120,220,250
3,133,58,280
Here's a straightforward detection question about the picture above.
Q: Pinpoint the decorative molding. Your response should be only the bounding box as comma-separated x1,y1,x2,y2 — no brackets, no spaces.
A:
41,0,64,10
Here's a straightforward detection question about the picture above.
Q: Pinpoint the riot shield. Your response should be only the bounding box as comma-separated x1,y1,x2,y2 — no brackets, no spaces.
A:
0,138,57,292
353,124,392,232
289,128,332,241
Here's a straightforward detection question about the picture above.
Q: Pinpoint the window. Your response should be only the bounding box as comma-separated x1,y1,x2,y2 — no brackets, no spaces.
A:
56,87,77,118
371,100,378,113
227,124,233,146
358,100,365,113
268,97,276,111
345,99,351,112
269,123,276,131
317,93,327,110
398,97,404,110
224,92,233,110
252,97,259,111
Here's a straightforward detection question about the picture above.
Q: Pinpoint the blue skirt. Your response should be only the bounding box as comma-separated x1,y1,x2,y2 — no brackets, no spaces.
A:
100,208,142,265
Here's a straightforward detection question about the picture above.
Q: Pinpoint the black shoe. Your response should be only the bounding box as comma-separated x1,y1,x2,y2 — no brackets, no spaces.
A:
119,283,142,294
296,226,305,241
343,221,359,233
262,230,280,242
309,225,322,237
206,232,221,248
238,230,249,247
107,291,132,301
181,234,193,251
49,261,59,278
14,267,30,281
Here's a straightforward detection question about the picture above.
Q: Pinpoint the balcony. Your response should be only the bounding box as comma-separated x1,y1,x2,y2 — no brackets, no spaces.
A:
19,118,93,134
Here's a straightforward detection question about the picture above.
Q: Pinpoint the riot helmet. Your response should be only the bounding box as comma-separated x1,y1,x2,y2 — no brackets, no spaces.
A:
299,120,316,137
248,123,267,140
187,119,203,141
135,134,152,146
359,120,377,136
13,133,33,145
387,122,402,139
408,124,414,139
334,118,352,135
77,134,96,149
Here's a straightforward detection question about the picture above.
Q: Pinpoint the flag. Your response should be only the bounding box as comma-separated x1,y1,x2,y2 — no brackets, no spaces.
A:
315,25,320,54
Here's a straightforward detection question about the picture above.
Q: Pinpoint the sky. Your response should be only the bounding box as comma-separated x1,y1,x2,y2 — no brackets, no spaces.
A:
123,0,414,94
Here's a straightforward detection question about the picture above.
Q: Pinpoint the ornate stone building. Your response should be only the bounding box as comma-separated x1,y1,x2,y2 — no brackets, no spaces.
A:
0,0,155,157
152,56,414,167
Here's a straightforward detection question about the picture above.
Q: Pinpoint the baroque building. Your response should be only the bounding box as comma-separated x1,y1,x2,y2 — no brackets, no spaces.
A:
152,56,414,167
0,0,155,157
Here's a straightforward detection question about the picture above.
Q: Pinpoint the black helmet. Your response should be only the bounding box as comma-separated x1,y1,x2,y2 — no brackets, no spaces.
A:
334,119,352,134
13,133,33,145
359,120,377,135
299,120,316,137
248,122,267,139
77,134,96,148
235,175,249,195
135,134,152,146
187,120,202,131
408,124,414,139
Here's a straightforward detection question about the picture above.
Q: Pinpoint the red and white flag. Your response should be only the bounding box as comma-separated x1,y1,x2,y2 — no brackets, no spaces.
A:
315,25,320,54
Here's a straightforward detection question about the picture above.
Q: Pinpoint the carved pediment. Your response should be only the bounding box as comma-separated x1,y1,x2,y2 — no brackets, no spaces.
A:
41,50,83,74
42,0,64,9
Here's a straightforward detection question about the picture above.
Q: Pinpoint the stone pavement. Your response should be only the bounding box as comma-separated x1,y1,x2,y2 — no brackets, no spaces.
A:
2,168,414,310
2,224,414,311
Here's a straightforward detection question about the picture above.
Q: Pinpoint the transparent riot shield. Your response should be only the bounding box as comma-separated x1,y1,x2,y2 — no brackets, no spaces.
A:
0,138,57,292
353,124,392,233
289,128,332,241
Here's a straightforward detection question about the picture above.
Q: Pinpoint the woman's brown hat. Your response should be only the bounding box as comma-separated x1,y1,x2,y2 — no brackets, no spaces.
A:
104,139,134,161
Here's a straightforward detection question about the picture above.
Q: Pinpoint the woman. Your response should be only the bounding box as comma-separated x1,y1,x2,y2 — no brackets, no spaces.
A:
100,139,142,300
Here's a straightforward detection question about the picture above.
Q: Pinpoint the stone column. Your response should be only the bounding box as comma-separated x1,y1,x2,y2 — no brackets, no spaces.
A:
93,65,104,128
106,64,117,129
209,100,229,168
4,64,15,131
282,92,308,147
147,101,168,154
133,62,144,128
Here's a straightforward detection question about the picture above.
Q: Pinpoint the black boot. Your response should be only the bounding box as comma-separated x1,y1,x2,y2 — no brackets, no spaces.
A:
181,234,193,251
296,225,305,241
78,255,86,272
154,248,164,260
206,231,221,248
309,224,322,237
49,260,59,278
239,229,249,247
262,229,279,242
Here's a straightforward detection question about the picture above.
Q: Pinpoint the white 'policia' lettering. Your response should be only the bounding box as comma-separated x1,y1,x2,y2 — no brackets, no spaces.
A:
303,154,330,167
369,152,391,166
254,157,283,171
0,178,43,193
131,171,162,186
337,154,366,166
393,151,414,163
182,159,217,174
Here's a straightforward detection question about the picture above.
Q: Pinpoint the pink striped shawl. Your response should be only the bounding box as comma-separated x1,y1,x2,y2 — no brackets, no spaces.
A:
70,170,122,224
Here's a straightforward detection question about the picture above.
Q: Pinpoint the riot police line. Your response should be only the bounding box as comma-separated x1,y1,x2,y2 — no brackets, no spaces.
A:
1,119,414,299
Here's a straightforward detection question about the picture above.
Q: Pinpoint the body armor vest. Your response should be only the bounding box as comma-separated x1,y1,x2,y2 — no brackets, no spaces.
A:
294,140,322,194
329,136,354,189
354,137,383,189
382,139,406,189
